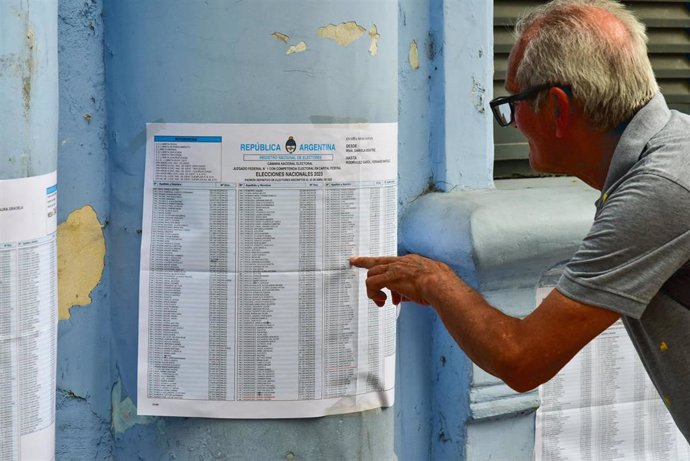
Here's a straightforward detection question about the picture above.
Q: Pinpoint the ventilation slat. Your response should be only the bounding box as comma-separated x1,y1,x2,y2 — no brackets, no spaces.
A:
492,1,690,179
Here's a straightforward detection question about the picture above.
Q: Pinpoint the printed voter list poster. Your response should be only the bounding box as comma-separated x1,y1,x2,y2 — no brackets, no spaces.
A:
0,172,58,460
534,266,690,460
138,123,397,418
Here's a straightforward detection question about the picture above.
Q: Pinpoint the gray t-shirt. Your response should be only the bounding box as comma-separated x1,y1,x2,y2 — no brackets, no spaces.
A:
557,93,690,442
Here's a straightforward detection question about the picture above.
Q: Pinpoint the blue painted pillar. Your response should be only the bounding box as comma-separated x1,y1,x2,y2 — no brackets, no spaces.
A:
104,1,398,458
401,180,598,460
0,1,59,459
54,0,113,458
395,1,494,459
0,0,58,179
430,0,494,191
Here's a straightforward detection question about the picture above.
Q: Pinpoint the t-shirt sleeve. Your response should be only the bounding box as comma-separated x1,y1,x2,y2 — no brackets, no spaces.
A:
557,173,690,319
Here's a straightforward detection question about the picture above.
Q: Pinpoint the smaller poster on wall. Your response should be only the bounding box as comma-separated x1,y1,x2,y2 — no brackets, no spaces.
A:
0,172,58,461
534,264,690,461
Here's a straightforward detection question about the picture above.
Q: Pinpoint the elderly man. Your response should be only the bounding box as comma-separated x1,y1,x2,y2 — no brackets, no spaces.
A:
351,0,690,441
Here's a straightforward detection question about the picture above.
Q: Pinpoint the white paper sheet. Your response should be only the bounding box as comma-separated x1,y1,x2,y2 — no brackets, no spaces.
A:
138,123,397,418
0,171,58,461
535,287,690,460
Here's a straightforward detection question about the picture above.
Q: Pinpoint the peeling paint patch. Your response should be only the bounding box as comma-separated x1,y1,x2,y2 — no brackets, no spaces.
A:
368,24,380,56
286,41,308,55
26,29,35,49
272,32,289,44
471,77,486,113
111,379,154,434
22,28,36,117
20,153,33,177
317,21,366,47
56,390,113,459
57,205,106,320
408,40,420,70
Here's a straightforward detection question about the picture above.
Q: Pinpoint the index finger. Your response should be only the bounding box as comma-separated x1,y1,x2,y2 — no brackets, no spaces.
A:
350,256,400,269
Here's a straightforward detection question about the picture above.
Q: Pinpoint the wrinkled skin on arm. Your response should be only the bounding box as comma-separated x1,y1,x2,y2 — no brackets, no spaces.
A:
350,254,621,392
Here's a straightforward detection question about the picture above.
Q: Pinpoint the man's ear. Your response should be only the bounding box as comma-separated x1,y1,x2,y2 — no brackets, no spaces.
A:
549,87,571,138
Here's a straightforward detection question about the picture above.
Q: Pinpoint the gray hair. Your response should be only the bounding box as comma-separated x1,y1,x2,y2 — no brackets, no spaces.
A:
514,0,658,130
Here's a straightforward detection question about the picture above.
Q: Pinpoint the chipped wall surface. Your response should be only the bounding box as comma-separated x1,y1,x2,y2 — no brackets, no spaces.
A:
396,0,436,215
111,379,154,434
57,205,106,320
0,0,58,179
55,0,113,459
368,25,380,56
317,21,366,46
276,20,382,57
433,0,493,191
56,390,113,459
271,31,289,43
104,1,397,459
408,40,420,70
50,0,498,458
286,41,308,55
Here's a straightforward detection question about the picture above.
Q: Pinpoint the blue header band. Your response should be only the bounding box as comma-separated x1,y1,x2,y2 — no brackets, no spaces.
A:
46,184,58,194
154,136,222,143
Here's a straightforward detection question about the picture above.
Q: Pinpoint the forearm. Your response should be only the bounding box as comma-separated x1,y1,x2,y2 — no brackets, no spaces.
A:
351,254,620,393
421,270,542,392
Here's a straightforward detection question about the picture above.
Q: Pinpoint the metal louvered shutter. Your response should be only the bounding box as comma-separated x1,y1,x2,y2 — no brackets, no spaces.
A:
493,0,690,179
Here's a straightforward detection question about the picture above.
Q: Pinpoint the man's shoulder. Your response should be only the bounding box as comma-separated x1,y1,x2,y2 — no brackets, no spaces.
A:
662,109,690,135
638,112,690,189
646,106,690,139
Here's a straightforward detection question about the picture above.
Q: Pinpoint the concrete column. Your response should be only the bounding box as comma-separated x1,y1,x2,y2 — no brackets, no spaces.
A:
0,0,58,179
104,1,398,458
430,0,494,191
0,1,59,459
400,178,598,460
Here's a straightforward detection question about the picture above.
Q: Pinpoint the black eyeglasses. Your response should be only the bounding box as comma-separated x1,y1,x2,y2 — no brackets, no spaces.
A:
490,84,567,127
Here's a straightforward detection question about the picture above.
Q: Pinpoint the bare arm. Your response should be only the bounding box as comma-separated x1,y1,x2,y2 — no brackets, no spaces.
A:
350,254,621,392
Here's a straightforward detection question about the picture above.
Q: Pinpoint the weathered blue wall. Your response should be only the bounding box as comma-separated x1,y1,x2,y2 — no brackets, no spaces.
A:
50,0,500,459
0,0,58,179
56,0,112,458
395,1,436,459
401,179,598,460
103,1,400,459
395,1,493,459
